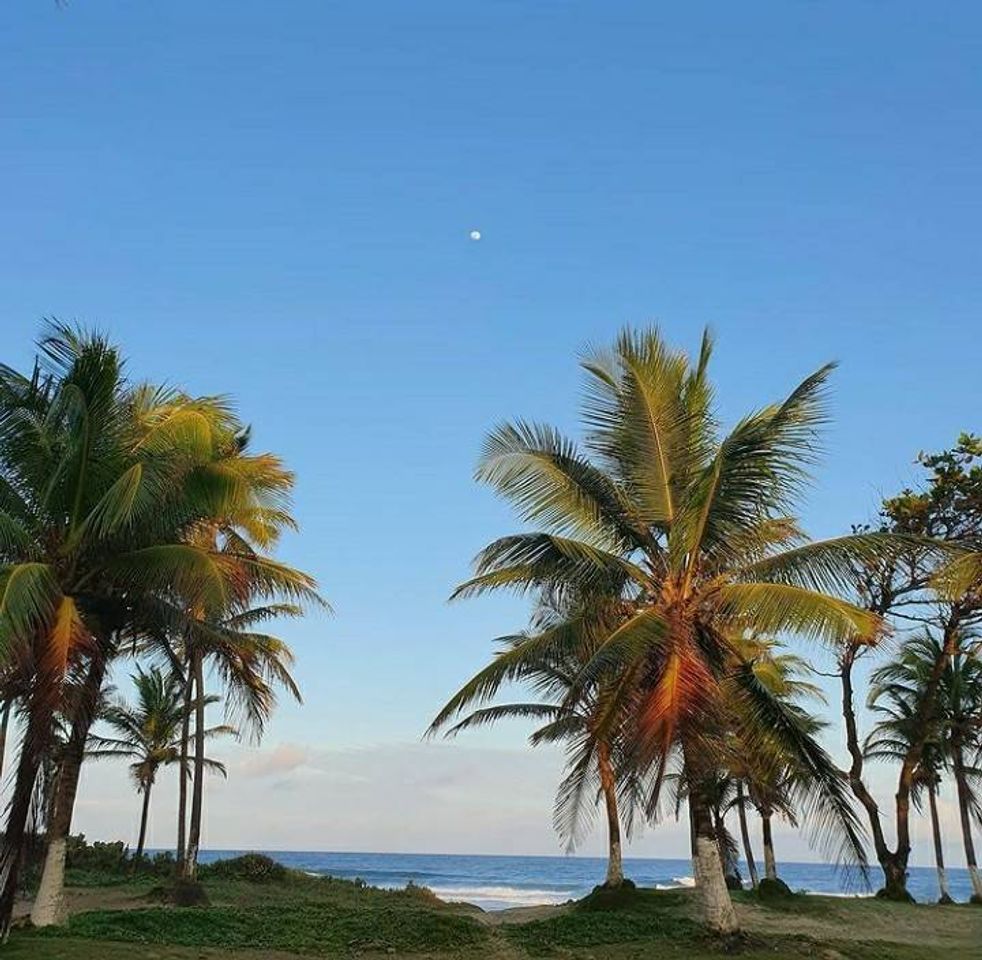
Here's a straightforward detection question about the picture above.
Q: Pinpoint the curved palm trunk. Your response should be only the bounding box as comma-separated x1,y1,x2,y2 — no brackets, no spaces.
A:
32,656,109,929
735,782,759,889
760,810,777,881
926,780,952,904
597,742,623,887
840,653,909,899
687,765,739,935
135,782,153,863
953,742,982,902
0,703,50,939
176,666,193,867
182,649,206,881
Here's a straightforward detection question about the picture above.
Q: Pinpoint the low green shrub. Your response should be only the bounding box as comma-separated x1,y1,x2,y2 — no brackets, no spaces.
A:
198,853,287,883
757,877,795,901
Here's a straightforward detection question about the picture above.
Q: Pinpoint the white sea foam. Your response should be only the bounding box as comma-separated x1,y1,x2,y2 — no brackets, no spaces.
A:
429,885,574,908
805,890,874,899
671,875,696,888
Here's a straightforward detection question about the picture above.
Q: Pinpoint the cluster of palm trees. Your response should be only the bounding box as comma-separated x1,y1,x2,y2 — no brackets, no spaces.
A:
865,634,982,903
0,324,323,937
1,321,977,944
87,665,234,865
431,328,982,934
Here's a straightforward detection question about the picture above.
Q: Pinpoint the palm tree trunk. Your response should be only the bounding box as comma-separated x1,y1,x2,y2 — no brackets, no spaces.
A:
953,742,982,903
176,666,193,868
182,649,206,882
135,783,153,863
597,742,623,887
760,810,777,881
0,699,11,782
0,702,50,939
735,782,759,889
926,780,952,904
687,767,739,935
31,655,108,929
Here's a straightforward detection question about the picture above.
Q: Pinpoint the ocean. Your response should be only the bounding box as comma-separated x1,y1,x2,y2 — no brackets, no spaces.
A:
196,850,977,910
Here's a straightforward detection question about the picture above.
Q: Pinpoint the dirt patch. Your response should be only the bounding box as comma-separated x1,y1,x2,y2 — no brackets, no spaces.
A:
469,904,571,927
735,895,982,948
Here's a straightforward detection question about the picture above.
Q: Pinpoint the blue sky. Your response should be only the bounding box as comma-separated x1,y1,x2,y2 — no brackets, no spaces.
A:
1,2,980,862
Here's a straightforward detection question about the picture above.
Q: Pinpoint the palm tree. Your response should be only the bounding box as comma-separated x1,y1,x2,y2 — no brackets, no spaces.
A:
731,638,826,888
0,326,234,933
942,642,982,902
866,635,953,903
177,598,309,882
86,666,233,862
431,605,644,889
445,328,888,933
0,324,324,932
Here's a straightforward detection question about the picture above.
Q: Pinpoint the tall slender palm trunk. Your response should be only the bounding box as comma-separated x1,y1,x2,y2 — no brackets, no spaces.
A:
926,780,952,904
760,810,777,881
176,666,193,867
953,742,982,903
0,700,11,782
135,783,153,863
182,649,206,882
596,742,623,887
32,656,109,929
735,782,759,889
712,805,740,886
686,763,739,935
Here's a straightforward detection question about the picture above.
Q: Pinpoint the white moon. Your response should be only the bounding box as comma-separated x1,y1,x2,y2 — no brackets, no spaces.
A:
469,230,482,241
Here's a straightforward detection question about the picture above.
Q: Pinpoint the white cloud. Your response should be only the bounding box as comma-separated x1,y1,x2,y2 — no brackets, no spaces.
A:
62,737,975,871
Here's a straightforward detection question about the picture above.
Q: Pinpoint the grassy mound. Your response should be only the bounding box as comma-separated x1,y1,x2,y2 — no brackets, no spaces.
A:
576,878,640,911
757,877,794,901
39,904,488,954
506,888,702,955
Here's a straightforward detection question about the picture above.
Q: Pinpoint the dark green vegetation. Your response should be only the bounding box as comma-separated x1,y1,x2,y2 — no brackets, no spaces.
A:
10,868,982,960
0,324,323,934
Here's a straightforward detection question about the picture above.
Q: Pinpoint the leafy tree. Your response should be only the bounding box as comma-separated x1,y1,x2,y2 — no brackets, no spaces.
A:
86,665,233,863
727,637,825,889
840,435,981,899
431,603,646,889
443,328,889,933
941,641,982,902
0,324,324,931
865,634,953,903
175,596,311,883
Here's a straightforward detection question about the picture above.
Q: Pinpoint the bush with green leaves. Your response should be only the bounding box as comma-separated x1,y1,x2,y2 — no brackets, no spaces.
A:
199,853,287,883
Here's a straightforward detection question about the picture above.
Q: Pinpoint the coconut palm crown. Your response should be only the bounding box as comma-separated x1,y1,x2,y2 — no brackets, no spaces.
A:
438,328,903,933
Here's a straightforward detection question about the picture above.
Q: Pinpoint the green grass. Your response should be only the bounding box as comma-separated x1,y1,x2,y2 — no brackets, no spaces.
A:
36,904,488,954
503,888,702,955
10,871,982,960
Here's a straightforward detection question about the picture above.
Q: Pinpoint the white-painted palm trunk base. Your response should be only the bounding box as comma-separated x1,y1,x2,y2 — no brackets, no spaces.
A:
31,837,68,928
936,867,951,902
694,836,739,934
605,840,623,886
